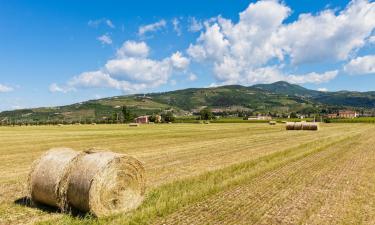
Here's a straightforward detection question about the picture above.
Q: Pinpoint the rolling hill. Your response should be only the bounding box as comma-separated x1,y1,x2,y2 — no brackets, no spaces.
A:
1,81,375,123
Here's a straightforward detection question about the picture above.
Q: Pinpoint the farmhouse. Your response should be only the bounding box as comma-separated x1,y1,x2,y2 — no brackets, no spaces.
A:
134,116,149,124
338,110,358,118
327,113,338,119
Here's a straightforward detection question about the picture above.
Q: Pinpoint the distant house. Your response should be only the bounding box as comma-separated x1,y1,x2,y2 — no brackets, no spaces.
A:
134,116,149,124
327,113,338,119
338,110,358,118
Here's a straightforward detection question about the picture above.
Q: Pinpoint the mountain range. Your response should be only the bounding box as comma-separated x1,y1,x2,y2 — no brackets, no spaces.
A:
1,81,375,123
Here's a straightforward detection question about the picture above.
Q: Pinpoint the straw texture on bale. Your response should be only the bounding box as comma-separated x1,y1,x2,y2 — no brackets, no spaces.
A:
28,148,146,216
28,148,83,210
67,150,146,216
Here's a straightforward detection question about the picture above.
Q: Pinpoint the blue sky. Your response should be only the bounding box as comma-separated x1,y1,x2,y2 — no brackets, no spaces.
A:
0,0,374,111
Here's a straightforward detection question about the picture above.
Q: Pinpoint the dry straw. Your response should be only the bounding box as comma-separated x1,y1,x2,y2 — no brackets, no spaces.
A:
28,148,145,216
28,148,83,210
67,150,145,216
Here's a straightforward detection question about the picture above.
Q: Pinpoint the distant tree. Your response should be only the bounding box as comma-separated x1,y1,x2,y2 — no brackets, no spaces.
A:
162,111,175,123
121,106,133,123
200,107,213,120
149,114,156,123
290,112,298,118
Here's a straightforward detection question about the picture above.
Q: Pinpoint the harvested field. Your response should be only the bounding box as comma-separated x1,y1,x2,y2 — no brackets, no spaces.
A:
0,123,374,224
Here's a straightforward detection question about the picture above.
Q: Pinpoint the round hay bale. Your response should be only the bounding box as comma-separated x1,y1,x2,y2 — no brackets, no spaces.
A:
28,148,83,210
294,122,303,130
269,121,276,125
302,122,319,131
67,151,145,216
286,122,295,130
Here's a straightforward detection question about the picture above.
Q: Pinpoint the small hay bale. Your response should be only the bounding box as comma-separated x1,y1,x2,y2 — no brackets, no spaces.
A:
269,121,276,125
129,123,139,127
67,151,145,216
28,148,83,210
286,122,319,131
204,121,210,124
302,122,319,131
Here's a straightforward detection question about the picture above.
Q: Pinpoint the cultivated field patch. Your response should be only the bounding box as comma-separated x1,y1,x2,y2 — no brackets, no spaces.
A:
0,123,373,224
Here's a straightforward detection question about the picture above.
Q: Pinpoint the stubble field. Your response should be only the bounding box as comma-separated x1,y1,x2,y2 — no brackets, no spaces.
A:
0,123,374,224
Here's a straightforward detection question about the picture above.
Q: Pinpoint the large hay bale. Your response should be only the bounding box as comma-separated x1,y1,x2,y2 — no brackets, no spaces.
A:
28,148,83,210
67,151,145,216
294,122,303,130
286,122,295,130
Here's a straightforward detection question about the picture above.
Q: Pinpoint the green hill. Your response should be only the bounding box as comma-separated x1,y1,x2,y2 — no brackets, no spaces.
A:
1,81,375,123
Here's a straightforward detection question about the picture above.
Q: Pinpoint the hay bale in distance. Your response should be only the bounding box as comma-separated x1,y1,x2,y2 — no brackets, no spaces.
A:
129,123,139,127
28,148,83,210
269,121,276,125
285,122,319,131
67,151,145,216
302,122,319,131
286,122,295,130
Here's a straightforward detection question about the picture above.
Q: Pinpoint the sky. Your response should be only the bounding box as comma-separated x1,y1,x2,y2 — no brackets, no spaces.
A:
0,0,374,111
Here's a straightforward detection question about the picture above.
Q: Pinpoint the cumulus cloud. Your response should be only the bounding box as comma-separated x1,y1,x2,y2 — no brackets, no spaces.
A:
318,88,328,92
277,0,375,64
187,0,375,85
138,20,167,36
116,41,150,58
52,41,190,93
88,18,115,29
170,51,190,70
344,55,375,75
0,84,13,93
97,34,112,45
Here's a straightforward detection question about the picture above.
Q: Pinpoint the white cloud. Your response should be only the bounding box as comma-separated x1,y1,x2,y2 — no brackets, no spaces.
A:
0,84,13,93
105,58,172,85
188,17,203,32
88,18,115,29
318,88,328,92
277,0,375,64
138,20,167,36
286,70,338,84
49,83,72,93
369,36,375,43
172,18,182,36
187,0,375,85
97,34,112,45
344,55,375,75
52,41,190,93
170,51,190,70
188,73,198,81
116,41,150,58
